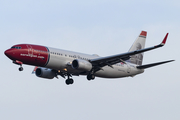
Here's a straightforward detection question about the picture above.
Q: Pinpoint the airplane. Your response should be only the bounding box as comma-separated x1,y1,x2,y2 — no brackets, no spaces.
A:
4,31,174,85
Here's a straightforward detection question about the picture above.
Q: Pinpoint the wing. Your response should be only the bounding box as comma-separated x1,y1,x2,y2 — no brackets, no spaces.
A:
90,33,169,68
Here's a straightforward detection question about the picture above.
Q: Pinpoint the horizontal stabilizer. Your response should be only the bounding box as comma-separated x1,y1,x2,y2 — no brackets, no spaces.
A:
137,60,174,69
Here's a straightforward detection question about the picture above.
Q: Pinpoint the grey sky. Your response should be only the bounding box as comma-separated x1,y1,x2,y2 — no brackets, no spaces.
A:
0,0,179,120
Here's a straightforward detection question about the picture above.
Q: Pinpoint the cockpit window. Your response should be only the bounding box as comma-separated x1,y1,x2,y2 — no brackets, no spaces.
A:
11,46,21,49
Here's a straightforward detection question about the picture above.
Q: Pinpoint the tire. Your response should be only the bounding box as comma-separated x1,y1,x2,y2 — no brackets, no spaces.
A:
87,74,95,80
69,79,74,84
65,79,74,85
87,75,92,80
19,67,23,71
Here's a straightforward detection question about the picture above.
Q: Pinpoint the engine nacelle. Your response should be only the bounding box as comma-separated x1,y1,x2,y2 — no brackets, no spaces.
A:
35,68,56,79
72,59,92,71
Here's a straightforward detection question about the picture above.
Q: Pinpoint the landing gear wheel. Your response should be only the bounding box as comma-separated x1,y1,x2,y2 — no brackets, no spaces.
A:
91,75,95,80
87,74,95,80
65,79,74,85
19,67,23,71
69,79,74,84
87,74,91,80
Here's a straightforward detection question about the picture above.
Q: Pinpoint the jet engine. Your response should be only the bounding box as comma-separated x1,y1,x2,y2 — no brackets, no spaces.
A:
35,67,56,79
72,59,92,71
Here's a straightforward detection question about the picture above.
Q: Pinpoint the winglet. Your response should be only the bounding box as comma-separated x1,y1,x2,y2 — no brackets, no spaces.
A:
161,33,169,46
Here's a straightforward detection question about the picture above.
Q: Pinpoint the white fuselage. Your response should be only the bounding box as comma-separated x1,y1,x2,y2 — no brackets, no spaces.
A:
45,47,144,78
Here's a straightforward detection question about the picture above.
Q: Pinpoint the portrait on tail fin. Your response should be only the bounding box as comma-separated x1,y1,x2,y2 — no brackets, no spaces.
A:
129,42,143,65
127,31,146,65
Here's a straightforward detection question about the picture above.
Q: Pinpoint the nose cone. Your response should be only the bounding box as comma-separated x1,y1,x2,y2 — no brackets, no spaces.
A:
4,49,10,57
4,49,15,60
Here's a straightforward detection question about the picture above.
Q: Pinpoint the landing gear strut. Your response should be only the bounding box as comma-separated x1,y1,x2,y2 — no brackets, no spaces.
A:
65,74,74,85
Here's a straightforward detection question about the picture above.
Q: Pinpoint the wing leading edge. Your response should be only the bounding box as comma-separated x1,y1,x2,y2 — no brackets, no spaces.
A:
90,33,169,68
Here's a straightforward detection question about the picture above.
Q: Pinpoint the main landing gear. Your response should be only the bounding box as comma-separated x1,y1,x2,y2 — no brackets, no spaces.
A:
87,69,96,80
87,74,95,80
65,74,74,85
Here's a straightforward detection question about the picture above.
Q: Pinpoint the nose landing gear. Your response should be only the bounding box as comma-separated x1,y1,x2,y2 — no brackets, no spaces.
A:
13,60,23,71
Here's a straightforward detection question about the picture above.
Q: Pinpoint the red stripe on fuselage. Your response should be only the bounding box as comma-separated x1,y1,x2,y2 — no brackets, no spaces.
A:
6,44,49,67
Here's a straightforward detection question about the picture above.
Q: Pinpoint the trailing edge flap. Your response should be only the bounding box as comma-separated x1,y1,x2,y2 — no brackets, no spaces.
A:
136,60,174,69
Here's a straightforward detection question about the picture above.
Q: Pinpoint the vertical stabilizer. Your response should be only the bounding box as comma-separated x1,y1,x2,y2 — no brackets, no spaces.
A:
128,31,147,65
